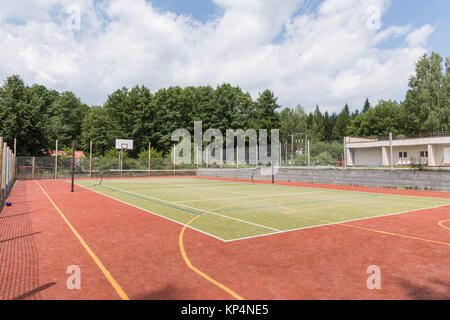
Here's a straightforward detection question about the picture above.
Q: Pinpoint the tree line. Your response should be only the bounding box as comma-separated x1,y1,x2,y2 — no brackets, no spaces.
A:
0,52,448,157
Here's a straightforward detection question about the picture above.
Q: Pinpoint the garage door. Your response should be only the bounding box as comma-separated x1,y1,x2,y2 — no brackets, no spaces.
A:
444,147,450,164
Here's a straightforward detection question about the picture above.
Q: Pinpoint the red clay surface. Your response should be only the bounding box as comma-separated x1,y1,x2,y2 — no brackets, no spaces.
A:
1,178,449,300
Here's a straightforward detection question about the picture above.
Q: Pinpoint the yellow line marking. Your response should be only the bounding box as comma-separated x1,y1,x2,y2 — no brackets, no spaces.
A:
438,219,450,231
342,224,450,247
177,195,279,300
278,201,450,247
179,215,245,300
36,181,129,300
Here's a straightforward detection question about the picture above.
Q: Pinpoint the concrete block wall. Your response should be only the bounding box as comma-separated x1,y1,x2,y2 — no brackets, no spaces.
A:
198,168,450,192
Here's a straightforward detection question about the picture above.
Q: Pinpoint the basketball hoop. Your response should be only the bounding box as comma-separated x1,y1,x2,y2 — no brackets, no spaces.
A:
115,139,133,151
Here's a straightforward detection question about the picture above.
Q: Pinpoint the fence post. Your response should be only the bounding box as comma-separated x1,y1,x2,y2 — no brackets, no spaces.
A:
307,140,310,167
389,132,394,171
343,136,347,171
0,138,3,198
32,156,35,180
5,147,8,192
71,140,75,192
2,142,7,194
196,146,199,170
89,140,93,178
148,142,151,176
55,140,58,179
13,138,16,179
256,144,258,168
173,143,176,176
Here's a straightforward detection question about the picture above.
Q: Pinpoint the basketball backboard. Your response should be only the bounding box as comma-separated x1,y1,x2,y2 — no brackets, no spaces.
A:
115,139,133,150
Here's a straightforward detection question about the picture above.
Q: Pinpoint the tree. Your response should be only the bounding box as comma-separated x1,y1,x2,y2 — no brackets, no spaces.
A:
402,52,449,133
0,75,54,155
347,100,400,137
48,91,89,148
332,104,351,140
253,90,281,130
80,106,115,156
362,98,371,113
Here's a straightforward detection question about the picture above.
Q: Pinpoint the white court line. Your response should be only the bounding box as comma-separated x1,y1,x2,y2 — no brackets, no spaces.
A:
224,203,450,242
93,183,280,232
174,191,323,203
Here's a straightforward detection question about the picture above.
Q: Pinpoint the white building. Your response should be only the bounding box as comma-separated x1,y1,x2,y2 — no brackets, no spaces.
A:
345,134,450,167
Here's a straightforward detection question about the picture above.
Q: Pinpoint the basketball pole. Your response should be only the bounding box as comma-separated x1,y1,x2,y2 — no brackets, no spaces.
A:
71,140,75,192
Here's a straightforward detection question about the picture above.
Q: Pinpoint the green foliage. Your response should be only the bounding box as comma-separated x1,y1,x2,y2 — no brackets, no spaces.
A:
138,147,163,160
1,52,448,159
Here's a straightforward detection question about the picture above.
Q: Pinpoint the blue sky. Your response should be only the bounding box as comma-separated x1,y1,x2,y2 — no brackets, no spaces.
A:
382,0,450,57
0,0,448,112
148,0,450,57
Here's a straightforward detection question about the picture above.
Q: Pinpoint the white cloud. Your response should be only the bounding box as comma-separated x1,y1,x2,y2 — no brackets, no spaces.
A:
406,24,435,48
0,0,436,113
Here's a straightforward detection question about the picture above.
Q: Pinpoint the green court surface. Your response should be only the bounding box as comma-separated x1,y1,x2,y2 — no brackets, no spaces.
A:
76,177,450,241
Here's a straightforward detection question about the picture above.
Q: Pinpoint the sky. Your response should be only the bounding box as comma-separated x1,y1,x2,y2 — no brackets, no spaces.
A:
0,0,449,113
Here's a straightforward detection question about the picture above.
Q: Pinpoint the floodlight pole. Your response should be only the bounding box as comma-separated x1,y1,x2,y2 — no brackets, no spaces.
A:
71,140,75,192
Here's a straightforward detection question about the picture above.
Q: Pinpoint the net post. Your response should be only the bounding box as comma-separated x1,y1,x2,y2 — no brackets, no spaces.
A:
71,140,75,192
55,140,58,179
89,140,93,178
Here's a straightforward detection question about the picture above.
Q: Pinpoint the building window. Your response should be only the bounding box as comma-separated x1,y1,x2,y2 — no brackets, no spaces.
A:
420,151,428,157
399,152,408,158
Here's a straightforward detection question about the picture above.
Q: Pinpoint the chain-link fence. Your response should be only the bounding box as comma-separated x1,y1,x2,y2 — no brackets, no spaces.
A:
0,138,16,206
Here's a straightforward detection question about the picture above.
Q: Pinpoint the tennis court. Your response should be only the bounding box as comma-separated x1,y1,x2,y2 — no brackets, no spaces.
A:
76,175,450,241
1,171,450,300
